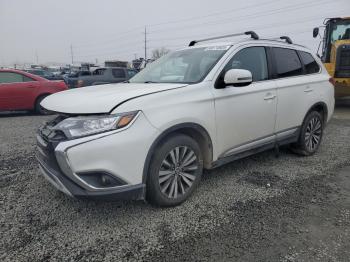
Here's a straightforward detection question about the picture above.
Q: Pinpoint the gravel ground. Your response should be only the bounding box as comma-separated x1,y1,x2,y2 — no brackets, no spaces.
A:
1,102,350,262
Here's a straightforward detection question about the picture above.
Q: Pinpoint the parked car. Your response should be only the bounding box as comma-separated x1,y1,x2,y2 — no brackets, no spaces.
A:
25,69,64,81
37,32,334,206
75,67,138,87
64,70,91,88
0,69,67,114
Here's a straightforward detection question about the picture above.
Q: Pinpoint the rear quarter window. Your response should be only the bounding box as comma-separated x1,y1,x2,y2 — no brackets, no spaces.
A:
273,47,303,78
299,51,320,74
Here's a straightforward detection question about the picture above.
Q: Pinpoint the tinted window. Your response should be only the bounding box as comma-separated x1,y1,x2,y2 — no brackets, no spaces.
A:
299,51,320,74
273,48,303,78
79,71,91,76
23,76,35,82
127,69,137,78
224,47,268,81
93,69,106,75
112,69,126,78
0,72,25,83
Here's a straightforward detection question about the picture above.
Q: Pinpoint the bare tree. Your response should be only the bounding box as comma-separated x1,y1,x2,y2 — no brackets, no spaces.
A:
152,47,170,60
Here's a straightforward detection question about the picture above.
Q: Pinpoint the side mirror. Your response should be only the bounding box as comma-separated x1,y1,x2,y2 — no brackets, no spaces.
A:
223,69,252,87
313,27,319,38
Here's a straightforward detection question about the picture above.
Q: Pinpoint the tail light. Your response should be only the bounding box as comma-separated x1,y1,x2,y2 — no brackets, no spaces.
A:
77,80,84,88
329,77,335,86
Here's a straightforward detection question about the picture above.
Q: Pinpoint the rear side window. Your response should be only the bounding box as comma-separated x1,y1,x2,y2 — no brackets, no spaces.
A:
299,51,320,74
112,69,126,78
23,76,35,82
273,48,303,78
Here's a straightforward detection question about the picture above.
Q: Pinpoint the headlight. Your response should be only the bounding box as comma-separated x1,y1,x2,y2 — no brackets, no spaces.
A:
54,111,139,139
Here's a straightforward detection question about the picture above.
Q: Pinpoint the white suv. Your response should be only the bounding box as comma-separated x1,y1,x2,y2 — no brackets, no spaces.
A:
37,32,334,206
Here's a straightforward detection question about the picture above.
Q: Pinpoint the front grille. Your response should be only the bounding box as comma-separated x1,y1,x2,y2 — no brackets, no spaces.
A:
335,45,350,78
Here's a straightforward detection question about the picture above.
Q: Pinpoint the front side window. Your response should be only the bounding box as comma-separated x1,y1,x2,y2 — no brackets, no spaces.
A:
129,46,230,84
299,51,320,74
223,46,268,82
0,72,25,83
273,48,303,78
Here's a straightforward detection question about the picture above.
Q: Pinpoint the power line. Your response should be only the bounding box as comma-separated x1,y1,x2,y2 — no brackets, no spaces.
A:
148,11,343,44
148,0,284,27
149,0,330,34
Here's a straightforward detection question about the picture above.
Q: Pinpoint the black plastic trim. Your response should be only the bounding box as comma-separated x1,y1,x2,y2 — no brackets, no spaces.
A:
142,123,213,184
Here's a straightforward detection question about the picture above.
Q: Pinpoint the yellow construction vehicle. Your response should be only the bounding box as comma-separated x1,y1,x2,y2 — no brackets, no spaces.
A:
313,17,350,97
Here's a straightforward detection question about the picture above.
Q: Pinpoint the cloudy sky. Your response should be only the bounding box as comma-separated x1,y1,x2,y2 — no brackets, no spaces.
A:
0,0,349,66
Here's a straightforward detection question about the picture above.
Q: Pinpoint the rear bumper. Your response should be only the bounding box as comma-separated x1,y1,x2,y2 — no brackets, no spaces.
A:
36,152,145,200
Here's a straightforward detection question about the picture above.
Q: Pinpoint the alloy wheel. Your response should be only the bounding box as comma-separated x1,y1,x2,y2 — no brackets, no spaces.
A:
304,116,322,151
158,146,198,199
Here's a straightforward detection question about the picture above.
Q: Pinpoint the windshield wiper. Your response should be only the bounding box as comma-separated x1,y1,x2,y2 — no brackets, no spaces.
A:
144,81,158,83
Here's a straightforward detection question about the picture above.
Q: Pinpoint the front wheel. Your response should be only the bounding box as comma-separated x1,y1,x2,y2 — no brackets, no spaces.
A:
146,134,203,207
291,111,324,156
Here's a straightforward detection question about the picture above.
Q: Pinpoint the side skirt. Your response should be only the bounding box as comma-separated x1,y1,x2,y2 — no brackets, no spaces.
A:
210,128,300,169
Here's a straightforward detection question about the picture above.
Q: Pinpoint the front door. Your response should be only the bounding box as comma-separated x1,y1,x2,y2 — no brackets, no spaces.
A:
212,46,277,157
0,72,37,110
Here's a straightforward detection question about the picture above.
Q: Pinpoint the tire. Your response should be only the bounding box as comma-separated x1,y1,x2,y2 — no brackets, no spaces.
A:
291,111,324,156
146,134,203,207
35,95,50,115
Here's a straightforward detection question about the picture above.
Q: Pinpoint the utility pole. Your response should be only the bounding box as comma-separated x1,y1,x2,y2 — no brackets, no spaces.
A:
144,26,147,60
70,44,74,65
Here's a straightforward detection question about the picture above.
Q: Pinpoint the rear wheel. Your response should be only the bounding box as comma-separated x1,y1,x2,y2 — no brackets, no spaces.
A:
35,95,50,115
146,134,203,207
291,111,323,156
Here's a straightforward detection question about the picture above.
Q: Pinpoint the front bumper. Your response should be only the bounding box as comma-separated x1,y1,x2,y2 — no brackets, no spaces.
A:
36,113,158,200
36,144,145,200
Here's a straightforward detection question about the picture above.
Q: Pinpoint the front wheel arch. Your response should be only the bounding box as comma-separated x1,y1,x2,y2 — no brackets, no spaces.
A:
142,123,213,184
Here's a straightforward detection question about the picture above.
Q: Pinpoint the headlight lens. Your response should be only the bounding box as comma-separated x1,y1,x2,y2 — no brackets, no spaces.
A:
54,111,138,139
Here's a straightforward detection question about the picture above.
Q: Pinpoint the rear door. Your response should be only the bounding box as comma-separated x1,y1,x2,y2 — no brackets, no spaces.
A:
0,72,38,110
272,47,313,138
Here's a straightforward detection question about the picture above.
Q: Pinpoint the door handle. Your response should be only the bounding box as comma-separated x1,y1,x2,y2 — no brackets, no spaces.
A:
264,94,276,100
304,86,313,93
26,85,35,88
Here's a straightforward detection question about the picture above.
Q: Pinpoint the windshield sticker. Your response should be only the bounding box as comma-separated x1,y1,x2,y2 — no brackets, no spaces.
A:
204,45,231,51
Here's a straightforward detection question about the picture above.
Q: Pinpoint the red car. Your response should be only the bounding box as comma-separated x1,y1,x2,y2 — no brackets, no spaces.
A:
0,69,67,114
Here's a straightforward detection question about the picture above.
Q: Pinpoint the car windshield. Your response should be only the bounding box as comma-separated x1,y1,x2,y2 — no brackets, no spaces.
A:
330,20,350,43
129,46,231,84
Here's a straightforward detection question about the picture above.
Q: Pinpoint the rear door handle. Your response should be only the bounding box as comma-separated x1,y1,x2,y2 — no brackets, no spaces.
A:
26,85,35,88
264,94,276,100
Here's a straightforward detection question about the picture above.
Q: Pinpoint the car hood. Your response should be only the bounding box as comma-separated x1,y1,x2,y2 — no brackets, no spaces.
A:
41,82,188,114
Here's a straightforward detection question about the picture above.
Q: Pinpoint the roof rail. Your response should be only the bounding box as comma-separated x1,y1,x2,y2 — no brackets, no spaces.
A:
188,31,259,47
280,36,293,44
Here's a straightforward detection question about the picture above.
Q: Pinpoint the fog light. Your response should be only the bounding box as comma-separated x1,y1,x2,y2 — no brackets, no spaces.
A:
76,172,126,188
